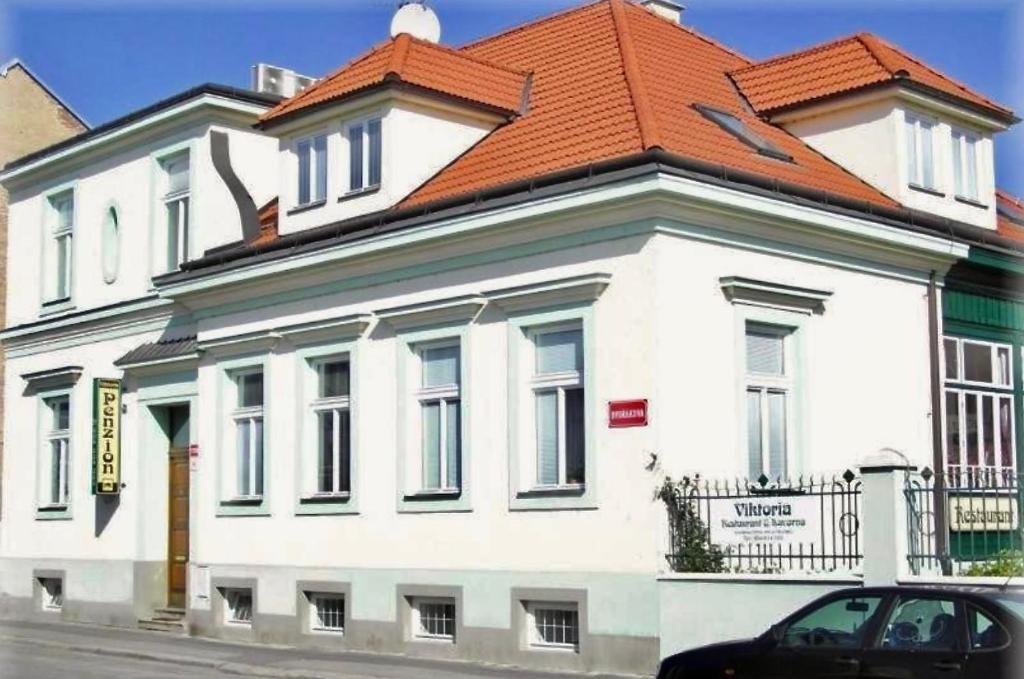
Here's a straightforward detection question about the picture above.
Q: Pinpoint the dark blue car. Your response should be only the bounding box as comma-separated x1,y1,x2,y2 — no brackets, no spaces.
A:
657,585,1022,679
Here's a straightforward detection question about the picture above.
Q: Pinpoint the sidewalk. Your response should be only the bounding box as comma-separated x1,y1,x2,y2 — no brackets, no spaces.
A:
0,619,643,679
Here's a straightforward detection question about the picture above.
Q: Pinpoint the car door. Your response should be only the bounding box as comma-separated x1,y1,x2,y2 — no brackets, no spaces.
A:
860,593,968,679
755,593,888,679
961,603,1014,679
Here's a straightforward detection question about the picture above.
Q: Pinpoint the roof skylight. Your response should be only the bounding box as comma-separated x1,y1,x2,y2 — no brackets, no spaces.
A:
693,104,793,162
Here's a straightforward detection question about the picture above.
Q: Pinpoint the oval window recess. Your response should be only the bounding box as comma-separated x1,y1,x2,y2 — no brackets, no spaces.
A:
101,207,120,284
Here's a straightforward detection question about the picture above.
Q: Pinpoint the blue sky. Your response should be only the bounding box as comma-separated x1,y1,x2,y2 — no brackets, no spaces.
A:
2,0,1022,195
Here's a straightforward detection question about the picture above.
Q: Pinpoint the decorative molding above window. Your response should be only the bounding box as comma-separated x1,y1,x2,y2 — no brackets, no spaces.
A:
377,294,484,331
277,313,373,346
720,276,832,314
21,365,83,391
485,273,611,314
197,329,281,356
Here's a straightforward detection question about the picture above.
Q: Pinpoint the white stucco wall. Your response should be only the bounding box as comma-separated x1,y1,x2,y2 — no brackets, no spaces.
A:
783,97,998,230
3,121,277,329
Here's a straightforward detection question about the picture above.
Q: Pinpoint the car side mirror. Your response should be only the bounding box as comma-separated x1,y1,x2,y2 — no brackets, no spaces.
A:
769,623,786,642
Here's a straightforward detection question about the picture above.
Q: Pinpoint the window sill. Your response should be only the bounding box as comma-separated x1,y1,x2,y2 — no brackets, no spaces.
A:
40,299,74,317
300,493,351,504
403,489,462,501
954,195,988,209
296,493,358,516
337,185,380,203
36,505,72,521
908,183,945,198
217,497,268,517
517,485,585,499
286,199,327,216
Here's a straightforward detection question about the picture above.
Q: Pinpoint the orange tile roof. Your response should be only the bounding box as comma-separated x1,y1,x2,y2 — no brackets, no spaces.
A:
260,33,529,126
731,32,1014,120
402,0,895,209
996,189,1024,244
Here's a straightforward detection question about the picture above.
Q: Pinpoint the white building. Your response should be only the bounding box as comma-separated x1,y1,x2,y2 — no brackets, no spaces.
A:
0,2,1020,674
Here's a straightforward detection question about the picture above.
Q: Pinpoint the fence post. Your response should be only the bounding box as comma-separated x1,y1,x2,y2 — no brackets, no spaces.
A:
859,449,916,586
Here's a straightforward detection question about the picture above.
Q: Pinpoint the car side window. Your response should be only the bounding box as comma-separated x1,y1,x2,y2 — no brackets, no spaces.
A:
781,596,884,649
968,605,1009,650
879,597,959,651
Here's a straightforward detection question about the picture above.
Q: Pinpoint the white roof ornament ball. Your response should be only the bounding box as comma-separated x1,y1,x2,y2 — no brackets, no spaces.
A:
390,1,442,44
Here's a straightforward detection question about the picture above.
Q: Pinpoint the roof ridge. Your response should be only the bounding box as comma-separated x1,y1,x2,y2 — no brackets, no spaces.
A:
865,32,1009,113
387,33,412,78
260,38,395,120
854,32,904,75
731,32,868,74
460,0,607,52
395,35,530,77
610,0,662,150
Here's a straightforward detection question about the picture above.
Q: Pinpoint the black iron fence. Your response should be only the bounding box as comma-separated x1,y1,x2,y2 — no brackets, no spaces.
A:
660,471,862,574
905,467,1024,575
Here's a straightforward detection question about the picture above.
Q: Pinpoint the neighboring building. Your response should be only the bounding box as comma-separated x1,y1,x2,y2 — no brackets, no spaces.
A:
0,1,1020,674
0,59,87,518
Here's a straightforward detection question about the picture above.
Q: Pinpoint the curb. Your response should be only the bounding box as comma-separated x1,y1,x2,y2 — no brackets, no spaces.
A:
0,634,374,679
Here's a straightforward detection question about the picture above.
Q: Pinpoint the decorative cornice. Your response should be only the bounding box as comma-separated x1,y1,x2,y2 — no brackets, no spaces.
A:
485,273,611,313
719,276,833,314
21,365,84,392
377,294,484,331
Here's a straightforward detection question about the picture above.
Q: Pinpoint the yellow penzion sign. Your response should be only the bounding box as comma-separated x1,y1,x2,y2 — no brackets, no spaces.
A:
93,378,122,495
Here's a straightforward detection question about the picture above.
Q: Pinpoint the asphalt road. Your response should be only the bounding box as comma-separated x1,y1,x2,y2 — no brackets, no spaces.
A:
0,637,233,679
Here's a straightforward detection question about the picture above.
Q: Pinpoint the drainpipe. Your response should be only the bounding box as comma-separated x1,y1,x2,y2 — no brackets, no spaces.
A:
927,271,950,573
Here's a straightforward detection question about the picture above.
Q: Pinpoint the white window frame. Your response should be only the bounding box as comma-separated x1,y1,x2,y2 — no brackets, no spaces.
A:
527,323,585,490
344,115,383,194
526,601,580,651
411,597,456,642
744,323,795,480
942,336,1015,477
414,341,462,493
40,392,71,510
160,151,191,272
905,111,938,191
47,190,74,303
231,368,264,500
308,592,345,634
223,588,253,626
309,357,351,497
294,131,328,207
951,127,981,201
40,578,63,611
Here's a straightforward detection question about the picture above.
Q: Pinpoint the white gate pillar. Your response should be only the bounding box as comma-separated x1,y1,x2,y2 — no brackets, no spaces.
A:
858,449,916,586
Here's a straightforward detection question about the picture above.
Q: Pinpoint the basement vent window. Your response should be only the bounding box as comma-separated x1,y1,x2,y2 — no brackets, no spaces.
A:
308,593,345,634
526,601,579,651
693,104,793,162
223,588,253,625
411,597,456,642
39,578,63,611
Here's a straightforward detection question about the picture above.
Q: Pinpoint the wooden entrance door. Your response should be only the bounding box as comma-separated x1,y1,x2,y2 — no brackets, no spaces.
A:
168,446,190,608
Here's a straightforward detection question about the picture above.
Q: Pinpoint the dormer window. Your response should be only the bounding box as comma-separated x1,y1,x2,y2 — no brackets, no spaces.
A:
297,134,328,207
904,112,936,191
952,128,980,202
346,117,382,193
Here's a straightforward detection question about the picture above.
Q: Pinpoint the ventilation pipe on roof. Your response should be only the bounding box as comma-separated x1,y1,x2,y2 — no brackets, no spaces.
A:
641,0,684,23
390,1,441,43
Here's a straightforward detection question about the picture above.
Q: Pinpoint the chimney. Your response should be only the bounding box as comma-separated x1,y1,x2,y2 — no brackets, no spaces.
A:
641,0,685,23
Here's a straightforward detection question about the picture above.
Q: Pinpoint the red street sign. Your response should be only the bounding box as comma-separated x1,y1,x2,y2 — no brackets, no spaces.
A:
608,399,648,428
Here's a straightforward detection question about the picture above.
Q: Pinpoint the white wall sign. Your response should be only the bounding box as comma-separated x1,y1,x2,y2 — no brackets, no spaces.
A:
949,496,1018,532
708,495,822,547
